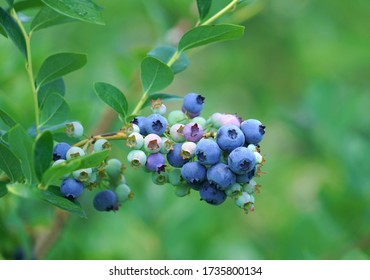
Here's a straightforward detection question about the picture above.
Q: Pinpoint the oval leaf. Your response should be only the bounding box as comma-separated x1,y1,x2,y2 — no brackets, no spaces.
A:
37,186,86,217
34,131,53,181
38,77,65,106
8,125,35,183
36,52,87,88
14,0,44,12
41,149,109,187
141,57,174,94
40,93,70,127
197,0,212,20
0,108,17,128
0,141,23,182
31,5,76,32
0,182,8,198
141,93,183,110
0,7,27,58
178,24,245,52
148,45,189,74
94,82,128,119
42,0,105,25
6,182,37,199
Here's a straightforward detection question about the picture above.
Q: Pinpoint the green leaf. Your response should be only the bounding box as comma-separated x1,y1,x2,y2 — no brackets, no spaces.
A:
39,93,70,127
197,0,212,20
0,7,27,58
0,108,17,128
141,93,183,110
41,149,109,187
13,0,43,11
8,125,35,183
148,45,189,74
42,0,105,25
31,5,76,32
6,182,37,198
34,131,53,182
94,82,128,119
5,0,14,7
178,24,245,52
0,142,23,182
38,77,65,106
37,185,86,217
0,26,7,38
140,57,174,94
36,52,87,88
0,182,8,198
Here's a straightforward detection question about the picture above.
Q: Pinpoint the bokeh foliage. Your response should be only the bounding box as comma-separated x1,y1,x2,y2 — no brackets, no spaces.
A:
0,0,369,259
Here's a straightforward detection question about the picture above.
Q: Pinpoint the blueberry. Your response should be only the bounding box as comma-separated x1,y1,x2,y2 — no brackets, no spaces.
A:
144,133,162,153
216,124,245,153
236,166,257,184
235,192,254,212
240,119,265,145
53,142,71,161
93,139,111,152
183,122,204,142
66,146,85,159
150,99,167,115
199,181,227,205
60,178,84,199
182,93,205,114
169,123,185,142
174,185,191,197
105,158,123,183
228,147,256,175
195,139,221,165
160,137,174,154
152,171,168,185
207,162,236,190
146,152,166,172
115,184,133,202
131,116,147,135
72,168,92,182
181,162,207,185
126,132,144,149
144,114,167,135
168,168,184,186
167,143,190,167
168,110,186,125
180,141,197,159
93,190,119,212
219,114,241,127
127,150,147,168
65,121,84,138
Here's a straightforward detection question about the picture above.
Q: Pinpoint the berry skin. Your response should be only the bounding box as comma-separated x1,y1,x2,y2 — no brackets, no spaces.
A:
181,162,207,185
169,123,185,142
66,146,85,159
72,168,92,182
144,114,167,135
66,122,84,138
199,181,227,205
152,171,168,185
94,139,111,152
144,134,162,153
115,183,133,203
131,116,147,135
150,99,167,115
219,114,241,127
146,153,166,172
53,142,71,161
168,110,186,125
60,178,84,199
182,93,205,114
183,122,204,142
93,190,119,212
105,158,123,183
243,179,257,194
191,116,207,128
236,166,256,184
127,150,147,168
207,162,236,190
216,124,245,153
228,147,256,175
195,139,221,165
225,182,242,197
168,168,184,186
167,143,190,168
126,132,144,149
240,119,266,145
235,192,253,212
160,137,174,154
174,185,191,197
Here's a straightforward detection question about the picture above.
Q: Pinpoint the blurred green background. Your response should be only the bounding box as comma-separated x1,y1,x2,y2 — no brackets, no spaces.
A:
0,0,369,260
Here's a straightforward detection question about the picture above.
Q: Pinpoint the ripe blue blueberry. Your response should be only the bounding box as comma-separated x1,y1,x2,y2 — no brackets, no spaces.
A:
53,142,71,161
131,116,147,135
144,114,167,135
60,178,84,200
93,190,119,212
207,162,236,190
146,152,166,172
199,181,227,205
195,139,221,165
182,93,205,114
236,166,257,184
183,122,204,142
181,162,207,185
216,124,245,153
240,119,266,145
167,143,190,168
228,147,256,175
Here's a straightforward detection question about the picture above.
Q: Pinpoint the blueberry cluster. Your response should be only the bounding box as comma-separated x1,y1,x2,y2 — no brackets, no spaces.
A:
52,122,133,212
126,93,266,213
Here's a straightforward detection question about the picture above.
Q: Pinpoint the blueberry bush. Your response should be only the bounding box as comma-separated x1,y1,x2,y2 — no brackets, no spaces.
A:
0,0,267,258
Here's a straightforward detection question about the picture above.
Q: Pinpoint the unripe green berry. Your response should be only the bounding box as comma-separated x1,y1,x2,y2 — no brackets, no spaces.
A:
126,132,144,149
152,172,168,185
127,150,147,169
168,168,183,186
66,122,84,138
160,137,174,154
225,182,242,197
115,183,133,202
174,185,190,197
168,110,186,125
66,147,85,159
94,139,111,152
72,168,92,182
169,123,185,142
